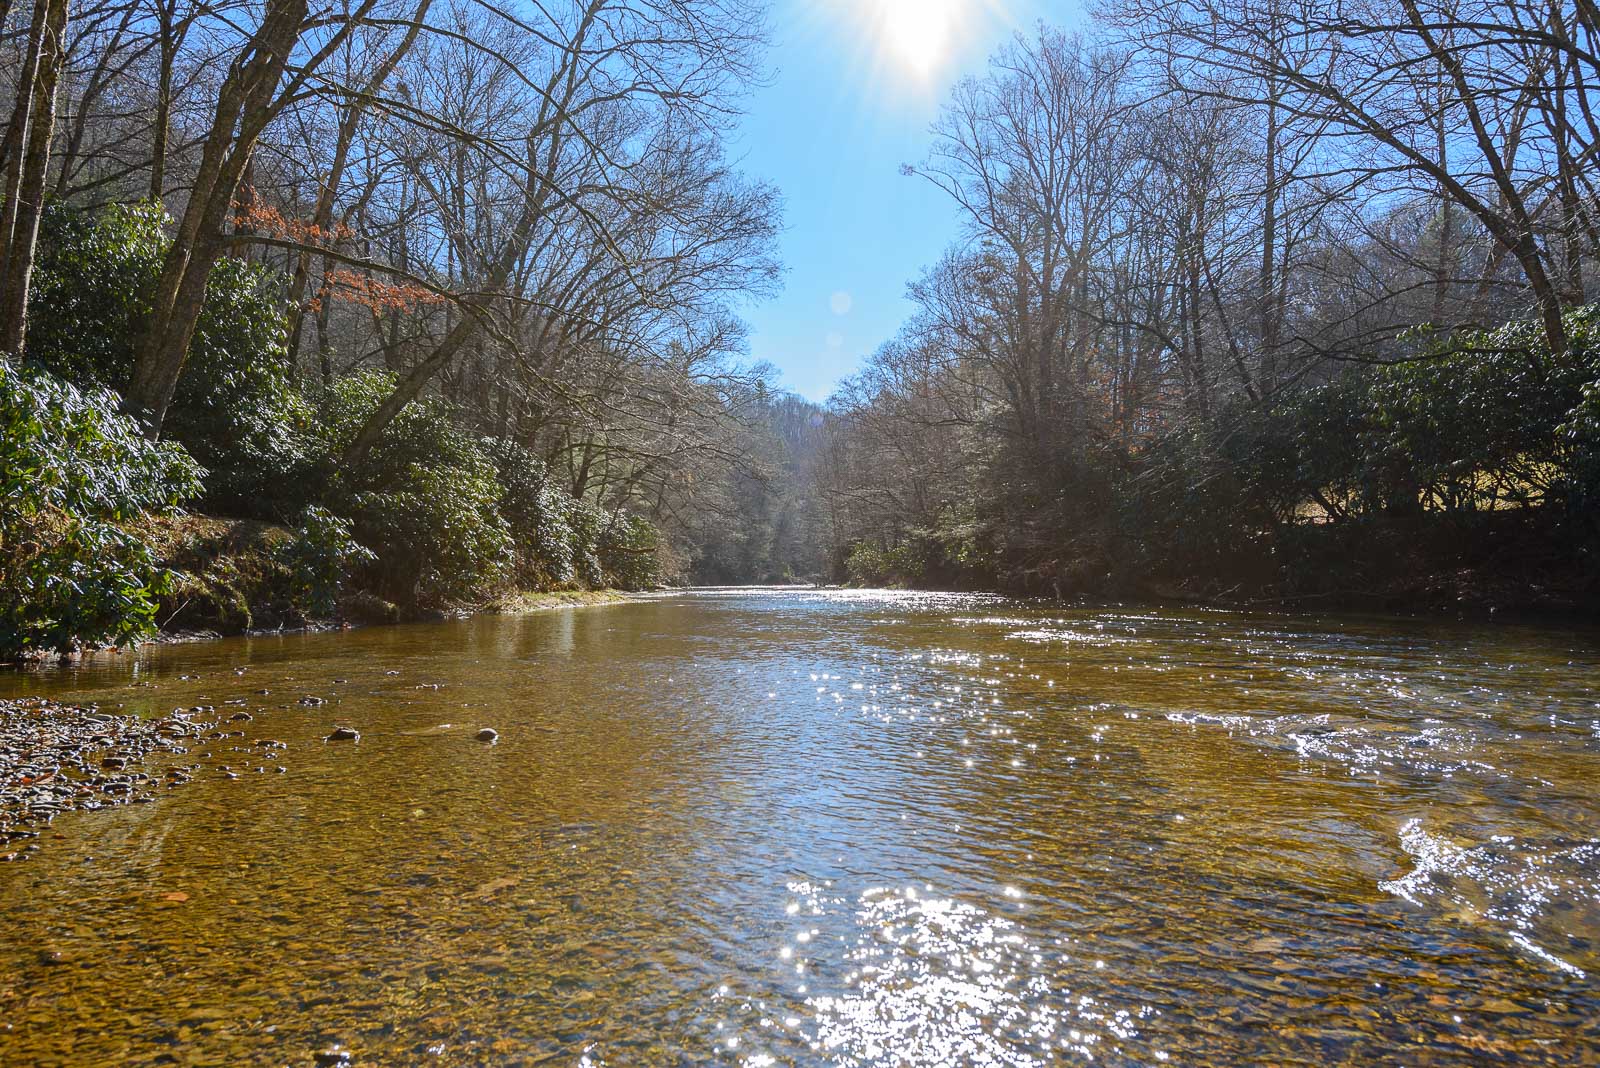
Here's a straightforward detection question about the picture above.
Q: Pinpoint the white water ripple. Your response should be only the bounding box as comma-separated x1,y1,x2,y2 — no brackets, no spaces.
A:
1382,820,1600,979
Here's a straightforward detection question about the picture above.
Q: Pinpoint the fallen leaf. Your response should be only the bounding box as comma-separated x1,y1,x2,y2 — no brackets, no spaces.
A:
161,892,190,903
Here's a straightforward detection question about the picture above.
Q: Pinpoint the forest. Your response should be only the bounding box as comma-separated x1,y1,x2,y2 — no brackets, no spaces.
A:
783,0,1600,613
4,0,1600,659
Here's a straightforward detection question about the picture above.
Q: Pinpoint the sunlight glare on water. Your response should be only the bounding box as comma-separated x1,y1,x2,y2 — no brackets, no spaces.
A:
0,588,1596,1065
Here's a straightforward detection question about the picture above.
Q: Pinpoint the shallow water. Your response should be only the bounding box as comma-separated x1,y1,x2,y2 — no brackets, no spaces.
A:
1,589,1597,1066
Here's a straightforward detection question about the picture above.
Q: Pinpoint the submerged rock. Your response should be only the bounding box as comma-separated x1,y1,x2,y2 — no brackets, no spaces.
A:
325,727,360,743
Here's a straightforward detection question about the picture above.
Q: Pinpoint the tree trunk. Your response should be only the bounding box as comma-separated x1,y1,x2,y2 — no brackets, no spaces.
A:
0,0,50,259
1259,75,1282,393
126,0,310,432
0,0,67,358
336,0,603,465
339,312,482,467
149,0,179,202
1432,68,1453,323
52,2,136,200
1400,0,1569,360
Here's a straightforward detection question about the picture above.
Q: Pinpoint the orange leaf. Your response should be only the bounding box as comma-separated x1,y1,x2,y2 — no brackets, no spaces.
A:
161,892,190,903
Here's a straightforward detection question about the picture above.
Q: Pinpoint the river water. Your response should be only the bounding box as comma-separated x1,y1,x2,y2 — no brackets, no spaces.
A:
0,589,1596,1066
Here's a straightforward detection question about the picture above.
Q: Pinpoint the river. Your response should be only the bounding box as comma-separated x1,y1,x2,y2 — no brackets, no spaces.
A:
0,589,1596,1065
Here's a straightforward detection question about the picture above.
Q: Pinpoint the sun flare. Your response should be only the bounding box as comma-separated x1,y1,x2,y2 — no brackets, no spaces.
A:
877,0,960,76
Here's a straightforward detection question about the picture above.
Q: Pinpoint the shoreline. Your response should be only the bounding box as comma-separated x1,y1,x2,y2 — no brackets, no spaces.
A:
4,589,649,665
7,583,1592,674
485,589,639,615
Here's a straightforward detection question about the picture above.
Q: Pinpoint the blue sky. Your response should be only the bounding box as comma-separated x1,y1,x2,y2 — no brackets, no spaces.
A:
729,0,1081,402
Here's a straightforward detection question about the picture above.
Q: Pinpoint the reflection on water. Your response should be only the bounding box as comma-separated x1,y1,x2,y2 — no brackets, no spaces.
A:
799,883,1158,1066
1383,821,1598,981
0,590,1597,1065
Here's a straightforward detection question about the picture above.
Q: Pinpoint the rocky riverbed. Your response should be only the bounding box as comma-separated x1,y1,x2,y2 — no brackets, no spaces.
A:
0,699,220,860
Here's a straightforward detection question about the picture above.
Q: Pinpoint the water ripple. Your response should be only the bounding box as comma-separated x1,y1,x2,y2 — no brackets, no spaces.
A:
1382,820,1600,979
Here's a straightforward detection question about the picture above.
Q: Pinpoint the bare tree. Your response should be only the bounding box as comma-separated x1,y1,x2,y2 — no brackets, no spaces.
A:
0,0,69,356
125,0,401,430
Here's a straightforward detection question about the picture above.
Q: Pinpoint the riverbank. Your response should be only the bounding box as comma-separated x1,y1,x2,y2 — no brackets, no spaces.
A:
853,510,1600,623
126,513,642,645
137,589,642,659
486,590,637,614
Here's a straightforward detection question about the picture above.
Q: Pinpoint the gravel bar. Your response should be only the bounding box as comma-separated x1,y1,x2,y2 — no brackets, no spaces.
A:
0,698,219,861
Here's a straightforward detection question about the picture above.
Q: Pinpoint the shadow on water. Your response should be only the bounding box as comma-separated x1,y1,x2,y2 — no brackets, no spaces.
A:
0,591,1596,1065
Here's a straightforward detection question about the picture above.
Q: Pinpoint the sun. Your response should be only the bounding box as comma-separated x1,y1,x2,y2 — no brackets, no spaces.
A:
876,0,960,76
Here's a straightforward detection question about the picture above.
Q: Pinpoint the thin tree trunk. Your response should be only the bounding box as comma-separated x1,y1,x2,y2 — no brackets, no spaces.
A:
53,3,136,199
286,1,431,361
1259,68,1282,392
1432,70,1453,323
0,0,50,260
0,0,67,358
149,0,179,202
1401,0,1569,359
339,311,482,466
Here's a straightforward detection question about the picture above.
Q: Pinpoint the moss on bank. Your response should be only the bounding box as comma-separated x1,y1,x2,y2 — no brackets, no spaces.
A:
137,515,303,636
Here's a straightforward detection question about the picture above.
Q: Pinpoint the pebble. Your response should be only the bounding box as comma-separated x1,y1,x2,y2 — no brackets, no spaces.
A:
0,699,215,847
314,1050,352,1067
476,729,499,744
325,727,360,743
